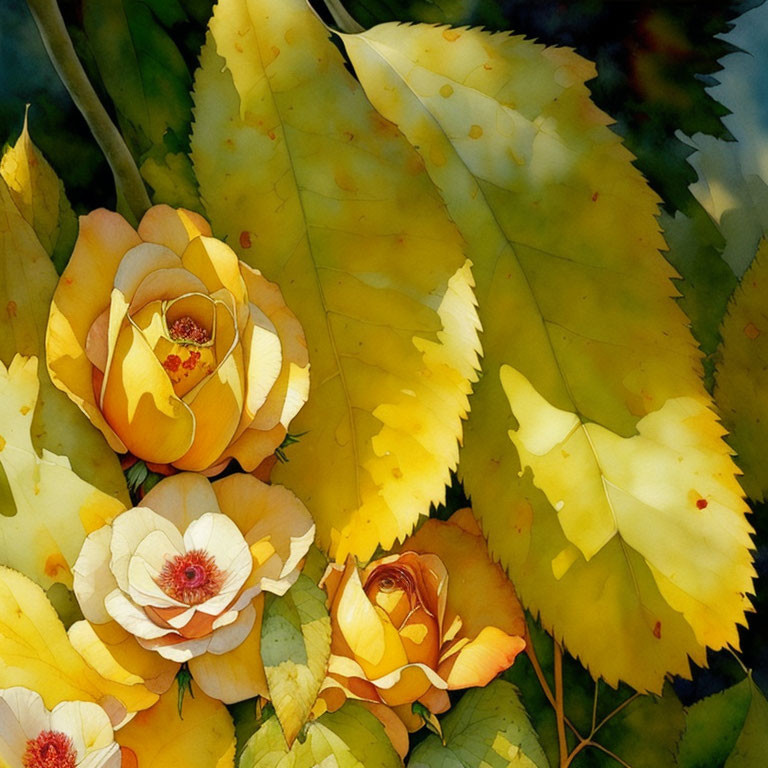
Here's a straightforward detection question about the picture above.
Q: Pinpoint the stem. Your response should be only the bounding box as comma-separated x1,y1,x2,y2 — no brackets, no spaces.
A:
322,0,364,33
26,0,150,221
554,641,568,768
593,692,640,738
591,743,633,768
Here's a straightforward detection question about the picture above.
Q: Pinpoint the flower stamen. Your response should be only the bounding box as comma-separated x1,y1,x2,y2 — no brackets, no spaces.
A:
22,730,77,768
158,549,224,605
169,316,210,345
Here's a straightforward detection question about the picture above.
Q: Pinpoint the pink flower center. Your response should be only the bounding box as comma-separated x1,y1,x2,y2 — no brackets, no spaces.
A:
157,549,223,605
22,730,77,768
168,316,210,344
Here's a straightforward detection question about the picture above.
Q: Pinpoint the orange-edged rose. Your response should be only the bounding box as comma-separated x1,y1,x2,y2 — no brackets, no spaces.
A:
46,205,309,473
319,509,526,755
72,473,314,704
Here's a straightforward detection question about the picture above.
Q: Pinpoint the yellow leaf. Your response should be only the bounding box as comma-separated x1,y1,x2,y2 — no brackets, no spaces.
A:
190,0,480,561
0,172,128,504
715,237,768,500
239,704,401,768
0,110,77,270
116,682,235,768
0,565,157,719
0,354,125,588
340,24,755,692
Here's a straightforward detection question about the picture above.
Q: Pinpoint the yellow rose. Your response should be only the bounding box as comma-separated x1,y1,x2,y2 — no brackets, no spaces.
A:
0,686,122,768
72,473,314,704
319,509,526,754
46,205,309,472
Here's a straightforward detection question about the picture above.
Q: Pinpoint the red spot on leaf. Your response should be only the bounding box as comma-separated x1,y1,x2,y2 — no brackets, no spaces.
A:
6,300,17,318
239,230,252,249
744,322,761,340
653,621,662,639
696,498,708,510
592,191,599,202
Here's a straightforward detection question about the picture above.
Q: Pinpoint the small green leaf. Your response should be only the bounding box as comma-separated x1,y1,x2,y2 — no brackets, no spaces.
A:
677,676,768,768
176,664,195,718
239,703,401,768
261,574,331,746
409,680,549,768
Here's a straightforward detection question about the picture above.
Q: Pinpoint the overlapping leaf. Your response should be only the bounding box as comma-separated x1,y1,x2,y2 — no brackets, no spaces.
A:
0,355,124,588
239,703,401,768
81,0,200,211
409,680,549,768
191,0,480,560
116,682,236,768
714,238,768,501
0,161,128,503
261,573,331,746
0,565,156,718
341,23,754,691
677,676,768,768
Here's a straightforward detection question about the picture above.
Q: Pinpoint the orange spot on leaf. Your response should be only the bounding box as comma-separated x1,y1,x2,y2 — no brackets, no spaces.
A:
443,28,461,42
239,230,252,249
653,621,662,639
469,124,483,139
744,322,761,340
6,301,17,318
44,553,70,579
592,191,599,202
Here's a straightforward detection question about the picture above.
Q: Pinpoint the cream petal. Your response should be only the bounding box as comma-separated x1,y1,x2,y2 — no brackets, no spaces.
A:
113,243,181,302
78,742,121,768
240,304,282,422
130,268,208,312
109,507,185,592
137,635,211,663
0,687,48,741
181,514,252,615
369,662,448,693
104,590,177,641
0,695,26,768
137,205,212,257
74,525,119,625
141,473,220,532
206,603,256,655
50,700,114,759
127,534,188,610
164,608,198,630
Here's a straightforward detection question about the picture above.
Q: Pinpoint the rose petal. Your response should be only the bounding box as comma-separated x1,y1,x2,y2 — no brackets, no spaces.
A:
137,205,212,257
439,627,526,689
113,244,181,302
181,237,247,305
141,473,220,532
74,525,120,624
104,590,177,641
130,268,208,313
50,700,115,758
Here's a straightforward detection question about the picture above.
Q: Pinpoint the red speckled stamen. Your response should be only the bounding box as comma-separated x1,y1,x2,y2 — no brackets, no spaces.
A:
22,730,77,768
169,316,210,344
157,549,223,605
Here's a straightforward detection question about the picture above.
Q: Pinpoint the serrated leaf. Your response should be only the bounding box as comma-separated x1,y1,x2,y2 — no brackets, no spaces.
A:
677,676,768,768
0,174,129,503
340,23,755,692
82,0,200,210
409,679,549,768
191,0,480,560
0,564,157,717
261,573,331,747
714,238,768,501
239,703,401,768
0,111,77,270
116,681,236,768
0,355,125,588
682,2,768,278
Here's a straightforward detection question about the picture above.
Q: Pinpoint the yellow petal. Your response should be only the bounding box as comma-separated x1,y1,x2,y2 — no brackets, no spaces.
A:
187,596,268,704
141,472,220,531
137,205,213,257
181,236,247,305
47,209,141,451
439,627,526,689
129,268,208,312
113,243,181,302
101,323,195,464
116,682,235,767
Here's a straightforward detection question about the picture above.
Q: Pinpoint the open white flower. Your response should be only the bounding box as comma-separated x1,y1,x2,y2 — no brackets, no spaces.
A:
0,687,119,768
72,473,315,703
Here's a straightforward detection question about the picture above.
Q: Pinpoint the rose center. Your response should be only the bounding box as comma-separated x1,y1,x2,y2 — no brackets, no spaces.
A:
158,549,224,605
168,315,210,345
22,730,77,768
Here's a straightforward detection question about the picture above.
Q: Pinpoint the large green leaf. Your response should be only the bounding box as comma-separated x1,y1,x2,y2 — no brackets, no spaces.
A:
191,0,480,561
81,0,200,210
340,22,754,693
409,680,549,768
677,676,768,768
261,573,331,746
0,172,128,504
238,703,401,768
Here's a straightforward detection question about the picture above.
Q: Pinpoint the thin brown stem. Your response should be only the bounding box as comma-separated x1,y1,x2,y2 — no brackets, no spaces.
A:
554,640,568,768
25,0,150,222
591,682,599,733
593,692,640,738
591,742,633,768
563,738,590,768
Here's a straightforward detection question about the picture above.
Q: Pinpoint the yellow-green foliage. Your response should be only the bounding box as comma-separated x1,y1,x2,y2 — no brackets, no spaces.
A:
191,0,480,561
341,23,755,692
715,238,768,501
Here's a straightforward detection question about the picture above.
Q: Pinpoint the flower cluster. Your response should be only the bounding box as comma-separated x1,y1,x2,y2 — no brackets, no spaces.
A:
0,206,524,766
